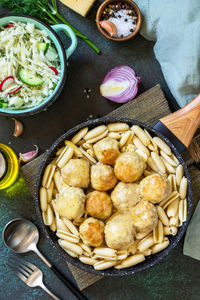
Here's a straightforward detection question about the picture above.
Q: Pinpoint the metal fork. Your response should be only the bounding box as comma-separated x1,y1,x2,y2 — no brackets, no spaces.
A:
8,256,60,300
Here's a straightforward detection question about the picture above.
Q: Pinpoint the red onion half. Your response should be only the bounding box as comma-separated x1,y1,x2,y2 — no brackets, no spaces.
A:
100,66,141,103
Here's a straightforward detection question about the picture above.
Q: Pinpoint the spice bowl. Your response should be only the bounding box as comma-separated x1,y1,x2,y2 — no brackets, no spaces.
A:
96,0,142,41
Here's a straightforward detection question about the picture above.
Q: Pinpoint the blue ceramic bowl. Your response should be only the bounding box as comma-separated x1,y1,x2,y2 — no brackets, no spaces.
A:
0,14,77,117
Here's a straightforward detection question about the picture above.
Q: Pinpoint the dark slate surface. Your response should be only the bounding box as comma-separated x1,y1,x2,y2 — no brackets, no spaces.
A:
0,1,200,300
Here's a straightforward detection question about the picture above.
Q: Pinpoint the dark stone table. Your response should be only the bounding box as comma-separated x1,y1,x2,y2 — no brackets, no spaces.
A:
0,2,199,300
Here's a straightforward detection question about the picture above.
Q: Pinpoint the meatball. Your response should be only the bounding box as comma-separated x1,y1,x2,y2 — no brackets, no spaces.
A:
114,152,145,182
79,217,104,247
61,158,90,188
55,186,85,220
91,163,117,191
130,200,158,232
105,214,135,250
93,137,120,165
140,174,170,204
111,182,141,213
86,191,113,220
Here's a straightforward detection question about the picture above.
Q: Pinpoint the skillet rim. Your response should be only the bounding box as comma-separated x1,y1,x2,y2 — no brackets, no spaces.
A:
34,117,193,276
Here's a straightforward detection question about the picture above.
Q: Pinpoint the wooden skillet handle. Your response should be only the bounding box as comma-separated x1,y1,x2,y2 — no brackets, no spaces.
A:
160,94,200,148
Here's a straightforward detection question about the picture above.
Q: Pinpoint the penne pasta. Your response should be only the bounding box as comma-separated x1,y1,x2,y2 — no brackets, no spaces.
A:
107,122,129,132
79,147,97,164
160,151,178,167
179,177,188,199
144,129,158,151
126,144,136,152
163,226,178,236
157,206,170,226
93,247,117,258
47,180,54,203
152,137,172,155
84,125,107,140
82,142,93,150
56,146,65,156
80,243,92,255
94,260,117,270
42,211,48,226
147,156,159,173
58,239,83,256
131,125,150,146
159,191,179,209
133,136,150,156
86,130,108,144
151,152,166,174
40,187,48,212
183,198,187,222
79,256,97,266
53,171,63,192
137,234,154,252
42,164,52,187
64,249,78,258
161,157,176,174
46,204,54,226
140,249,152,256
153,220,164,244
114,254,145,269
151,239,170,254
87,149,96,159
62,217,79,236
57,147,74,169
56,230,80,244
117,250,129,261
71,127,88,144
45,165,56,189
171,153,180,165
64,140,83,157
119,131,132,148
135,149,148,162
176,165,184,186
166,198,180,217
169,211,179,226
92,254,117,261
108,132,121,139
56,145,69,164
135,230,151,240
56,218,70,232
49,218,57,232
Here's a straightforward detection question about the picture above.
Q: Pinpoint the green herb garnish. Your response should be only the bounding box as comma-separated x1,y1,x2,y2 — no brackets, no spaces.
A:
0,0,101,54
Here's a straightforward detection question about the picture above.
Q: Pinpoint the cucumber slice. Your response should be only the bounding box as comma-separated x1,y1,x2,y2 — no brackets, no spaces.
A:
45,46,58,61
36,42,49,54
18,68,44,86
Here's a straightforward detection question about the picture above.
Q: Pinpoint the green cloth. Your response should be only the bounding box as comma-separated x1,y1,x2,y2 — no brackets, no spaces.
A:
184,200,200,260
134,0,200,107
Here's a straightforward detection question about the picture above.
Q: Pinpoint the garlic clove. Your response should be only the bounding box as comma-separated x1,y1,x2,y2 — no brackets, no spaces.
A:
99,20,117,37
19,145,38,163
12,118,24,137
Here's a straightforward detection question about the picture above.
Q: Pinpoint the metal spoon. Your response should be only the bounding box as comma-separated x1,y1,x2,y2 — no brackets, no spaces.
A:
2,218,87,300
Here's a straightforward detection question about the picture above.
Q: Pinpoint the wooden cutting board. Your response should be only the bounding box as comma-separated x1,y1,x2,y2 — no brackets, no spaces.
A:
21,85,200,290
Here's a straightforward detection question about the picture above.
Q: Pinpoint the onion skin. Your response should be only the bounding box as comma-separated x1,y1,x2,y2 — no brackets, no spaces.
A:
100,66,141,103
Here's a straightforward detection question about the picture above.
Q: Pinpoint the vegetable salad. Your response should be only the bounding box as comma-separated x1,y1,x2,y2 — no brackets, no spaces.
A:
0,22,60,109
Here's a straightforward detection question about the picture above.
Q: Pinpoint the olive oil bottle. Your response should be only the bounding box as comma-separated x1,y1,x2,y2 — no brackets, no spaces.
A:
0,143,19,190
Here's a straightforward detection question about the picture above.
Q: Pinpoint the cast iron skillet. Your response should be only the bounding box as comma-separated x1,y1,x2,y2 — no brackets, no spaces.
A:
34,116,193,276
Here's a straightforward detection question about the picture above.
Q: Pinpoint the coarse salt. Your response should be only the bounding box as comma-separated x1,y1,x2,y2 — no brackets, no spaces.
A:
109,10,136,37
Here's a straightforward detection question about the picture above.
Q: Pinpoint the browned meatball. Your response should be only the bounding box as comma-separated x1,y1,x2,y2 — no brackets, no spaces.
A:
114,152,145,182
140,173,170,204
130,200,158,232
79,217,104,247
86,191,113,220
111,182,141,213
61,158,90,188
93,137,120,165
91,163,117,191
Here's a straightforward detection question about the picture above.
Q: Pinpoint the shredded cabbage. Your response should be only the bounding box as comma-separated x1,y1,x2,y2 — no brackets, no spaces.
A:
0,22,61,109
